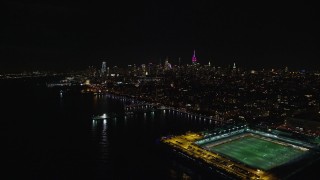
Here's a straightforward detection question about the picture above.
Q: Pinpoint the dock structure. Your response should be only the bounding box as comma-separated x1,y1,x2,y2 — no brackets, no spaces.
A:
107,93,230,126
124,103,156,112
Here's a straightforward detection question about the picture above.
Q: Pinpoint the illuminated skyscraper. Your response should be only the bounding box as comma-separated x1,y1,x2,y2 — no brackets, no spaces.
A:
141,64,146,76
164,60,172,70
192,50,197,64
101,61,106,75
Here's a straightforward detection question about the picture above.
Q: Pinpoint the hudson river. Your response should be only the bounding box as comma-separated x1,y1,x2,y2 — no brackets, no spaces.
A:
3,77,218,180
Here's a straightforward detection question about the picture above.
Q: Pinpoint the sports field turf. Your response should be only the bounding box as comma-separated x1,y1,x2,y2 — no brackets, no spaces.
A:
207,135,307,170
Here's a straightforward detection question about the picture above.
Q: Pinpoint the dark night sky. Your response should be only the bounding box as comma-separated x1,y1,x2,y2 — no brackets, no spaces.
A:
1,1,318,72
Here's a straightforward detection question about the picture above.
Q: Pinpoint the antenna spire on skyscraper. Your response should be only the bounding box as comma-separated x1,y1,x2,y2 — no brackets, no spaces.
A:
192,49,197,64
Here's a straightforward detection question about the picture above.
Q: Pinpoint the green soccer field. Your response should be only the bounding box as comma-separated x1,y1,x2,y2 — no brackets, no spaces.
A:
207,134,307,170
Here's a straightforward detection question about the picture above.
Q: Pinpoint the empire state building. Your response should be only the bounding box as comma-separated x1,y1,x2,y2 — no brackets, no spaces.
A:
192,50,197,64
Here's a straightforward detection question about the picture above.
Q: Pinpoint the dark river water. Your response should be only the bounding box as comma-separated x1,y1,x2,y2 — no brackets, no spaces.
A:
3,78,219,180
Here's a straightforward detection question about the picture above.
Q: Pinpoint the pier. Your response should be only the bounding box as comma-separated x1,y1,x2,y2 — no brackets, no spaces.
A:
100,93,230,127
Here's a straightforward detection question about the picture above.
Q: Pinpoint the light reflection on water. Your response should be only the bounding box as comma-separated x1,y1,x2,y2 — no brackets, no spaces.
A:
91,119,110,164
100,119,108,163
87,95,219,179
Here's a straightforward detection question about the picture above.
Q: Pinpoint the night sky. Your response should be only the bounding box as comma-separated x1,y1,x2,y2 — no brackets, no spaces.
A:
1,1,318,72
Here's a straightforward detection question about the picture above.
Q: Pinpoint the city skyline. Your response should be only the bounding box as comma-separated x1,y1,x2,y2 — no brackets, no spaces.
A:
1,1,318,72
